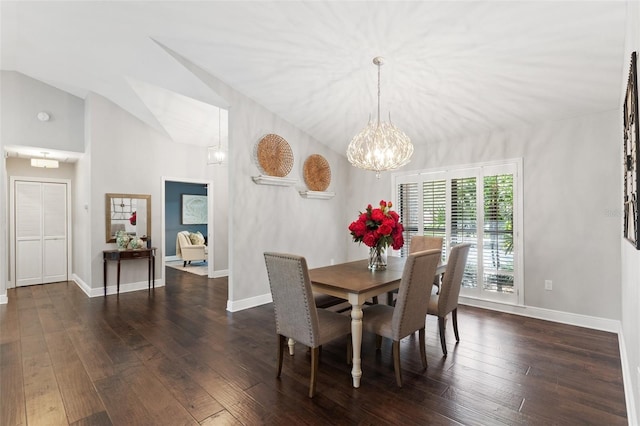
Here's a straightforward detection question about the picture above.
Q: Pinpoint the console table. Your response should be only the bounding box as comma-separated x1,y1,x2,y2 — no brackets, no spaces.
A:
103,247,156,296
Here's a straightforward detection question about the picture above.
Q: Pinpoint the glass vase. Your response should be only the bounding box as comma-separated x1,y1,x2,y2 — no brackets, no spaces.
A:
115,230,130,250
368,245,387,271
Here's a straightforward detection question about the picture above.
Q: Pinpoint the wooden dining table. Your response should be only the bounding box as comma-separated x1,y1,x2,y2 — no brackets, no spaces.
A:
308,256,446,388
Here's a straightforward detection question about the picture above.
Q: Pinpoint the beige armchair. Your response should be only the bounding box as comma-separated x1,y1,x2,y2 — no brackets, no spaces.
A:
176,231,208,267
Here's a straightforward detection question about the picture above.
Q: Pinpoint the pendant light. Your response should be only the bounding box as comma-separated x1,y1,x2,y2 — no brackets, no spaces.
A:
208,108,227,165
346,57,413,178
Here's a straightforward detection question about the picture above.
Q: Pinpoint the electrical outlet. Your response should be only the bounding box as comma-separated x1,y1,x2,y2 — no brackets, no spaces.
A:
545,280,552,291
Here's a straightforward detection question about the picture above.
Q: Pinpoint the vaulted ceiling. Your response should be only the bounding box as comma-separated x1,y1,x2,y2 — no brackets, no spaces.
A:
1,1,629,157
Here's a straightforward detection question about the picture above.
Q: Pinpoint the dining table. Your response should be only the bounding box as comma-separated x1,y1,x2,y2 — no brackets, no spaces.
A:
308,256,446,388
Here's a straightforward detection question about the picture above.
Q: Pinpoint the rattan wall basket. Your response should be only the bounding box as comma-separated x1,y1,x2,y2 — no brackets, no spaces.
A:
303,154,331,192
255,134,294,177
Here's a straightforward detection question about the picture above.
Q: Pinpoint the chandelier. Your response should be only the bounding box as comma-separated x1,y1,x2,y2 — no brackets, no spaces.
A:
347,57,413,178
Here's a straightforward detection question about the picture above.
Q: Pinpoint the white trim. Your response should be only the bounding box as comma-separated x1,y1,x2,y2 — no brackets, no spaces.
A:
393,158,523,305
213,269,229,278
165,255,180,262
71,274,92,297
226,292,272,312
459,296,620,333
0,293,7,304
393,157,525,180
72,273,164,297
618,329,638,426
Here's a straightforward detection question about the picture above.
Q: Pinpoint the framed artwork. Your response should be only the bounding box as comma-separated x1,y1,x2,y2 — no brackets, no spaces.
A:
181,194,207,225
624,51,639,249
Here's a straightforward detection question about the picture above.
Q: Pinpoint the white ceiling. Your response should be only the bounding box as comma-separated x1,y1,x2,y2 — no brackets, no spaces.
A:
0,1,629,158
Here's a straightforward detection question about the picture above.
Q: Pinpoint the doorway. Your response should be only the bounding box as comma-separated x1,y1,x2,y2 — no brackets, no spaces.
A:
162,178,214,280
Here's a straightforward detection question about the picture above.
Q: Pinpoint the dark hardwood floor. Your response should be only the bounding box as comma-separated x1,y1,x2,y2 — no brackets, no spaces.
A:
0,267,627,425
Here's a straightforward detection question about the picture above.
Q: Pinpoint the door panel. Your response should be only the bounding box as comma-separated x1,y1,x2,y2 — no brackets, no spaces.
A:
43,239,67,283
43,183,68,283
16,240,43,286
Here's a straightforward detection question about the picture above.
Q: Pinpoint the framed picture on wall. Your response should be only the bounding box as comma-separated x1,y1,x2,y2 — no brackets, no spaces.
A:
181,194,207,225
624,51,640,249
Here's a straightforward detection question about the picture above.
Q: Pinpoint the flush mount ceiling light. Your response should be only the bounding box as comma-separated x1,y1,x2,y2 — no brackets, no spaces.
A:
346,57,414,178
208,108,227,165
31,152,59,168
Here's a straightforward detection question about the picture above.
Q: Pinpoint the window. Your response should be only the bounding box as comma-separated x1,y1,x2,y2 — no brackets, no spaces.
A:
393,160,522,304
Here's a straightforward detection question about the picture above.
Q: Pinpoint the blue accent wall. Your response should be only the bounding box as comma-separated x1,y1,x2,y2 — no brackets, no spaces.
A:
165,181,208,256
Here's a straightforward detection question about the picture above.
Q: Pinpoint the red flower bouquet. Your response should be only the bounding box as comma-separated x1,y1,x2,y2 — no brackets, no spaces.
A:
349,200,404,270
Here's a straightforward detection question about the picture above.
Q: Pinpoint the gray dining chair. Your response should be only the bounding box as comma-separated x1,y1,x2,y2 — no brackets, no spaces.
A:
363,249,441,387
388,235,444,305
263,252,351,398
427,243,471,356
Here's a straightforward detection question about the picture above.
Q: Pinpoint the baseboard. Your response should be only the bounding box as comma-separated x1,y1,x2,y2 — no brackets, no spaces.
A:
0,292,7,304
226,292,272,312
618,330,638,426
72,274,164,297
165,255,180,262
213,269,229,278
71,274,92,297
458,296,620,333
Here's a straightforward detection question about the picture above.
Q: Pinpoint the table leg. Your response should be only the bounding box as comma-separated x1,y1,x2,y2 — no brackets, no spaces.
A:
148,255,151,290
287,338,295,355
350,303,363,388
152,251,155,289
103,258,107,296
117,260,121,294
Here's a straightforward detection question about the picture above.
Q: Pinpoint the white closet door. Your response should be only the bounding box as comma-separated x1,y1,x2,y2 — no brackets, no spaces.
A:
15,181,68,286
42,183,68,283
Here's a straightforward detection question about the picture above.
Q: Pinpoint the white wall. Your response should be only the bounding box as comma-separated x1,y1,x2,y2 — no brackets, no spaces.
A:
0,72,230,294
164,50,351,308
85,92,226,289
0,154,6,303
1,71,84,151
1,71,84,300
621,0,640,422
348,110,621,320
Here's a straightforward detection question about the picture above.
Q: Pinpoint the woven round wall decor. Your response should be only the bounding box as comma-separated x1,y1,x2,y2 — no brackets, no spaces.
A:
303,154,331,191
256,134,294,177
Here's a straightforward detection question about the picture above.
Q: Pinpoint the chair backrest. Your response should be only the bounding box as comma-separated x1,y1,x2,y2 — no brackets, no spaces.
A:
409,236,443,254
437,243,472,315
264,252,319,348
392,249,442,340
176,231,190,256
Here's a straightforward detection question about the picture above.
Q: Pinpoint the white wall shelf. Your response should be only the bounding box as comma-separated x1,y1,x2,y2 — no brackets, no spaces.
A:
251,175,297,187
298,190,335,200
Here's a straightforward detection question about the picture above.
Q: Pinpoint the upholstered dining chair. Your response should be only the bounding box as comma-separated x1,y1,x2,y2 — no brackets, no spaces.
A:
363,249,441,387
263,252,351,398
427,242,471,356
387,235,444,305
410,235,444,254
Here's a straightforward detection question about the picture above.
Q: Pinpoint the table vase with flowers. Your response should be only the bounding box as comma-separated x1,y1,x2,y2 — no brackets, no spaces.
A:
349,200,405,270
